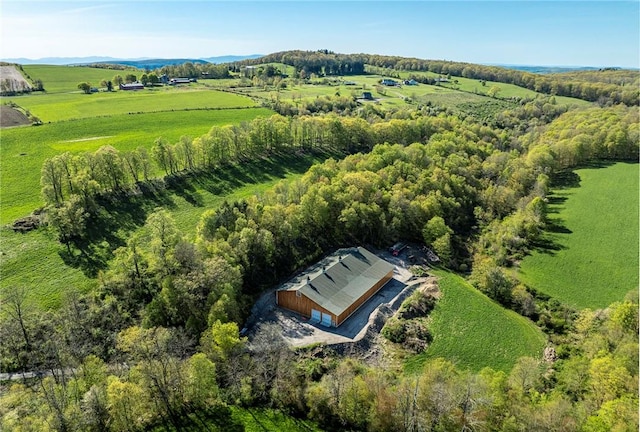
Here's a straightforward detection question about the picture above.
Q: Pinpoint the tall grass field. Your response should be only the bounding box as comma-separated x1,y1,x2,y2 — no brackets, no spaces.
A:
405,269,546,373
518,162,639,309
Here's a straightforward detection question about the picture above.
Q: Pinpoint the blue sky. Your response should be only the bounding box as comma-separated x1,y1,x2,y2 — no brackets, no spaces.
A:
1,1,639,67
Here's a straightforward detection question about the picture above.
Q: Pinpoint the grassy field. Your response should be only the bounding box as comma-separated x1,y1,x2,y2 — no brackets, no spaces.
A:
0,227,96,310
230,72,589,118
405,269,546,374
0,108,272,224
22,64,141,93
9,88,257,122
518,162,639,309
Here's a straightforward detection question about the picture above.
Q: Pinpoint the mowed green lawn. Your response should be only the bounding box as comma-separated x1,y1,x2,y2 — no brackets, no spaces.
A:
0,108,273,224
518,162,639,309
22,64,141,93
405,270,546,374
12,88,257,122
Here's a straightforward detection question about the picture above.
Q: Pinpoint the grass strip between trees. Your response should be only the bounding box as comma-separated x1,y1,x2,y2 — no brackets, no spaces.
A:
405,269,546,374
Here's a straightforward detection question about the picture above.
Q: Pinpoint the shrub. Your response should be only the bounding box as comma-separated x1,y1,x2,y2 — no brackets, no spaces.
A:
398,291,436,320
382,318,406,343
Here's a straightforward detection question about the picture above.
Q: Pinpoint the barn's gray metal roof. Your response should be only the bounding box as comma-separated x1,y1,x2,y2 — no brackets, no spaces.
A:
281,247,394,317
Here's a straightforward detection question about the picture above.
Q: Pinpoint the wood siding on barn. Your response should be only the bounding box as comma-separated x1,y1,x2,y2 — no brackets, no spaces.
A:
276,268,394,327
276,291,337,322
336,270,393,326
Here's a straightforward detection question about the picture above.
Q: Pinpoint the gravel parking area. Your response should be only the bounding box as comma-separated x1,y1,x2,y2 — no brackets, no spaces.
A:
244,248,424,347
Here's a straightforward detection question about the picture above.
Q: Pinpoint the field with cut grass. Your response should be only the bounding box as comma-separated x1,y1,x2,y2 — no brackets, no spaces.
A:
10,88,257,122
0,107,272,224
405,269,546,373
518,162,639,309
22,64,140,93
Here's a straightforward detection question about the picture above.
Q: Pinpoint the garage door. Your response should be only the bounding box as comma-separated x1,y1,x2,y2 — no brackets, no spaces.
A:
321,313,332,327
311,309,321,323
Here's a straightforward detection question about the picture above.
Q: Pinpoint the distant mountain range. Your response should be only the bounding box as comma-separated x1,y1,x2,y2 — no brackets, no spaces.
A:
490,64,603,74
1,55,263,67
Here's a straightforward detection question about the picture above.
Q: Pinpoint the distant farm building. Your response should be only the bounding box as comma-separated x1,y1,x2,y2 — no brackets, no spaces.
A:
169,77,196,85
381,79,398,86
403,79,419,86
361,91,374,100
119,82,144,90
276,247,394,327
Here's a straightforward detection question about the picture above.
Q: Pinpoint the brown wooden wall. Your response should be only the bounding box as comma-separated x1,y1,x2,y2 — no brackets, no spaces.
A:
336,270,394,326
277,269,394,327
276,290,335,321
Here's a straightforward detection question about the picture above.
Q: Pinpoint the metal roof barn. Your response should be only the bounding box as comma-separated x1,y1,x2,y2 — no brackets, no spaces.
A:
276,247,394,327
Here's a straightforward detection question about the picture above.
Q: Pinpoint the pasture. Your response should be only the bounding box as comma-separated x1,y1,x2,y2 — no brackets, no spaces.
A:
405,269,546,373
0,108,273,224
22,64,140,93
10,88,257,122
518,162,639,309
230,72,589,118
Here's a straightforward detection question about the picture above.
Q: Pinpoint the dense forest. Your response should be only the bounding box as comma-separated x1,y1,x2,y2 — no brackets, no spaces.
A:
1,52,639,431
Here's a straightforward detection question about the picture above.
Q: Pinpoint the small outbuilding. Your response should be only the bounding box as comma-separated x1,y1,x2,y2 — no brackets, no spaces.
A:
119,82,144,91
276,247,394,327
361,91,374,100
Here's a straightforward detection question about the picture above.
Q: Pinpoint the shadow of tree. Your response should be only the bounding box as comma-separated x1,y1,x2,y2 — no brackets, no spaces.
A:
550,170,581,188
56,150,339,278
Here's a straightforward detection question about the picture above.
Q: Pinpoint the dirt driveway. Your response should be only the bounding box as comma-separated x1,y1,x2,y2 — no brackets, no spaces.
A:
244,249,426,347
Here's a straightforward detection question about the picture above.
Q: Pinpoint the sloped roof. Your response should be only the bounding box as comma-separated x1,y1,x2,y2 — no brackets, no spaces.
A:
282,247,394,316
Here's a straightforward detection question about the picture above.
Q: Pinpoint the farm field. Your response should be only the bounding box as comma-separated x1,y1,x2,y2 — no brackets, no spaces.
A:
388,69,592,107
0,107,273,224
518,162,639,309
22,64,140,93
405,269,546,373
230,72,589,116
9,88,257,122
